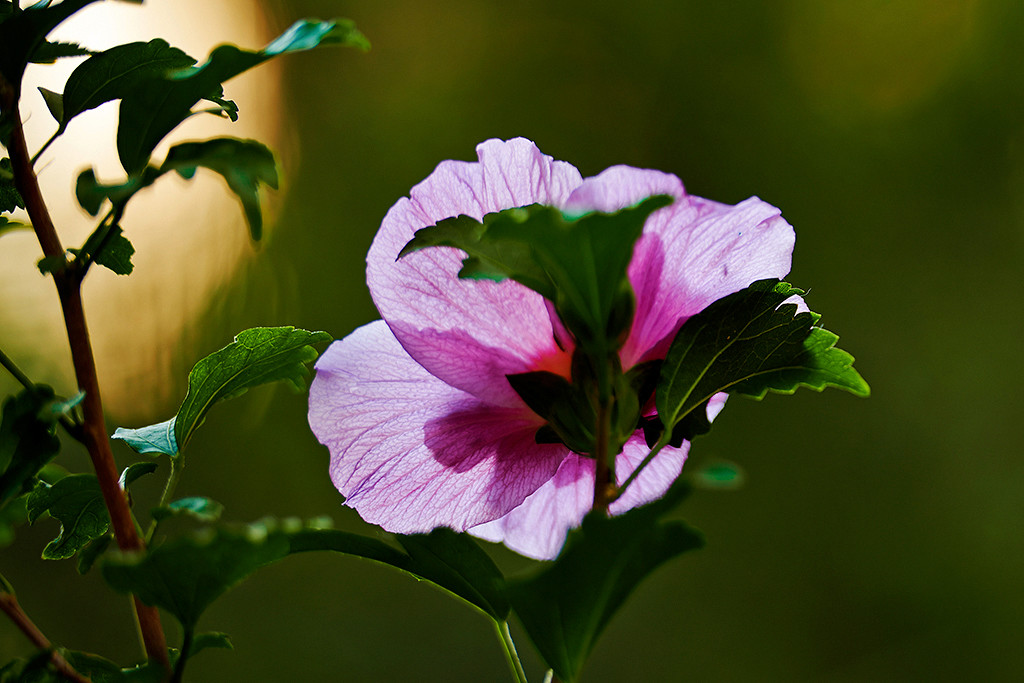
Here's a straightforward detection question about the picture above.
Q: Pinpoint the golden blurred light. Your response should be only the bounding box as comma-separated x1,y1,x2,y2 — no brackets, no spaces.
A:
0,0,282,420
783,0,981,120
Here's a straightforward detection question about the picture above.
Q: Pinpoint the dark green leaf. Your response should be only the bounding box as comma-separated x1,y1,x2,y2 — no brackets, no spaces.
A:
116,18,367,174
400,196,672,354
288,526,510,620
68,227,135,275
174,327,330,452
111,417,177,456
0,494,27,549
26,474,110,560
1,158,25,213
190,631,233,656
152,496,224,523
118,462,158,490
161,137,278,240
101,519,292,629
37,87,64,124
506,480,703,682
29,39,93,63
0,387,61,507
36,255,68,276
59,39,195,129
0,0,99,92
0,216,29,238
656,279,870,439
77,533,112,574
75,167,160,216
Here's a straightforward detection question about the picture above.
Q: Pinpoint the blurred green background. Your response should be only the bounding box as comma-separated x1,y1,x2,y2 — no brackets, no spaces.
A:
3,0,1024,680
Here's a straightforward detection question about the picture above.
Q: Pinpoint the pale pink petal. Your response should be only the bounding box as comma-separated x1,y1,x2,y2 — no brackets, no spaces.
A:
309,321,569,533
366,138,584,406
563,165,795,368
469,435,690,560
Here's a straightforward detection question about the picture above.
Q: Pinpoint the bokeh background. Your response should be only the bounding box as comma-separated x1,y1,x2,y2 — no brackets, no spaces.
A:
2,0,1023,680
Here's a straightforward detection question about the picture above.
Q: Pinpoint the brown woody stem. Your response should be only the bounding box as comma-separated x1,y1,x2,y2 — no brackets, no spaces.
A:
0,590,93,683
3,90,170,671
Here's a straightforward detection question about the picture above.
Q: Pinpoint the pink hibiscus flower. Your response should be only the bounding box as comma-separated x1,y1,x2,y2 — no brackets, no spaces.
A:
308,138,795,559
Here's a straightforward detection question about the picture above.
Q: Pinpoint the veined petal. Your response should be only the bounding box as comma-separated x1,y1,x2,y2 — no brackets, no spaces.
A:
309,321,569,533
366,138,584,405
469,435,690,560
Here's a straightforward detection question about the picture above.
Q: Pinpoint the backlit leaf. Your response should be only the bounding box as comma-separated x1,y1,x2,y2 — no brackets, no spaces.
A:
26,474,110,560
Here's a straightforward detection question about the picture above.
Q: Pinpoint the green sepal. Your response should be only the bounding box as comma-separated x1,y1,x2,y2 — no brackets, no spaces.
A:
26,474,110,560
400,195,672,357
116,18,368,174
656,279,870,440
161,137,278,240
505,480,703,683
152,496,224,524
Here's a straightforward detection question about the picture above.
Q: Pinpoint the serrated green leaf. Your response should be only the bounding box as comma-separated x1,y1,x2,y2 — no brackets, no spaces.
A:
59,39,195,130
116,18,366,174
68,227,135,275
161,137,278,240
174,327,330,452
400,195,672,356
26,474,110,560
0,0,99,92
0,388,62,507
656,279,869,440
28,39,93,63
118,462,158,490
101,520,292,629
287,526,509,620
152,496,223,524
1,158,25,214
506,480,703,682
111,417,177,456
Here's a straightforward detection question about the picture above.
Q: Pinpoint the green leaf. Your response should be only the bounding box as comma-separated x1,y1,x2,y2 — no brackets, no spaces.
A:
76,533,112,574
118,462,158,490
287,526,510,621
101,519,293,630
0,387,62,507
190,631,233,656
26,474,110,560
59,39,195,130
37,86,64,123
173,327,330,452
111,417,177,456
116,18,367,174
693,460,745,490
161,137,278,240
68,227,135,275
0,494,28,549
29,39,93,63
75,167,160,216
152,496,224,524
1,158,25,213
656,279,870,441
400,196,672,355
0,216,29,238
506,481,704,682
0,0,99,91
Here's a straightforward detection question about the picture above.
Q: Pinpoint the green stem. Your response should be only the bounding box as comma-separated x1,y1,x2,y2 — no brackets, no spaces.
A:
170,628,193,683
612,431,671,503
29,129,61,167
495,620,529,683
145,456,184,543
591,396,615,514
0,346,35,391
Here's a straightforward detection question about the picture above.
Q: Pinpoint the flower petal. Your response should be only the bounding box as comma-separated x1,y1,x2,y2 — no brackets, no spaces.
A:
366,138,584,406
309,321,569,533
469,436,689,560
564,165,796,367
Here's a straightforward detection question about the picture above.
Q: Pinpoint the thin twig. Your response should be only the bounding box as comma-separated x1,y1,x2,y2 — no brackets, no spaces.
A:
1,81,170,672
0,590,93,683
